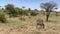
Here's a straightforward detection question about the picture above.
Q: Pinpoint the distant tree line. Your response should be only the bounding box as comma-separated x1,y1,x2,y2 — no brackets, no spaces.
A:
0,1,58,23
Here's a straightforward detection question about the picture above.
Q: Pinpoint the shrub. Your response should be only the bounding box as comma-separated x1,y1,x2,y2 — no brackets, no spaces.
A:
30,11,38,16
0,14,6,23
22,11,28,16
19,10,28,16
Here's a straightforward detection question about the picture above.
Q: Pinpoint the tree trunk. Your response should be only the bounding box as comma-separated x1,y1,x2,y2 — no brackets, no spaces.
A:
46,10,50,21
46,14,49,21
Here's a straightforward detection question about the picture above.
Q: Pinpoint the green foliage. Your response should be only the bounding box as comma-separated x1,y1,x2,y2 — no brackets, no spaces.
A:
5,4,17,17
22,10,28,16
30,11,38,16
5,4,14,10
0,13,6,23
18,9,28,16
4,4,39,16
15,8,28,16
14,7,20,16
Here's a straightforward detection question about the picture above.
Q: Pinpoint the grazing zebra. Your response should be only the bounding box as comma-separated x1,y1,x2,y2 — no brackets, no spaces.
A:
36,19,45,29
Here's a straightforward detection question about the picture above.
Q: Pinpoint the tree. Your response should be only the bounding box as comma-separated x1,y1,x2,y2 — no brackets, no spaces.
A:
5,4,16,17
14,7,28,16
28,8,31,11
14,7,21,15
40,2,57,21
2,8,4,10
22,6,25,9
34,9,38,11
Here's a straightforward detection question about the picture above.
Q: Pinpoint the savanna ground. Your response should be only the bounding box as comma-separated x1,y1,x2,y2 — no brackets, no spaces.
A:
0,12,60,34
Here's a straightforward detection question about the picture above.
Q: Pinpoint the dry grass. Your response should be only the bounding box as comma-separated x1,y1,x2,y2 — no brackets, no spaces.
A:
0,13,60,34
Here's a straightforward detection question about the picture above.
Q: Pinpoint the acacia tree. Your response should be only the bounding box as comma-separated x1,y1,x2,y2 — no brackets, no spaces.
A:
40,2,57,21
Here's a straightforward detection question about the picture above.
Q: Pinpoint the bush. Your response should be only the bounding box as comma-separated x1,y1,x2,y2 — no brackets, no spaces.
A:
30,11,38,16
19,10,28,16
0,14,6,23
